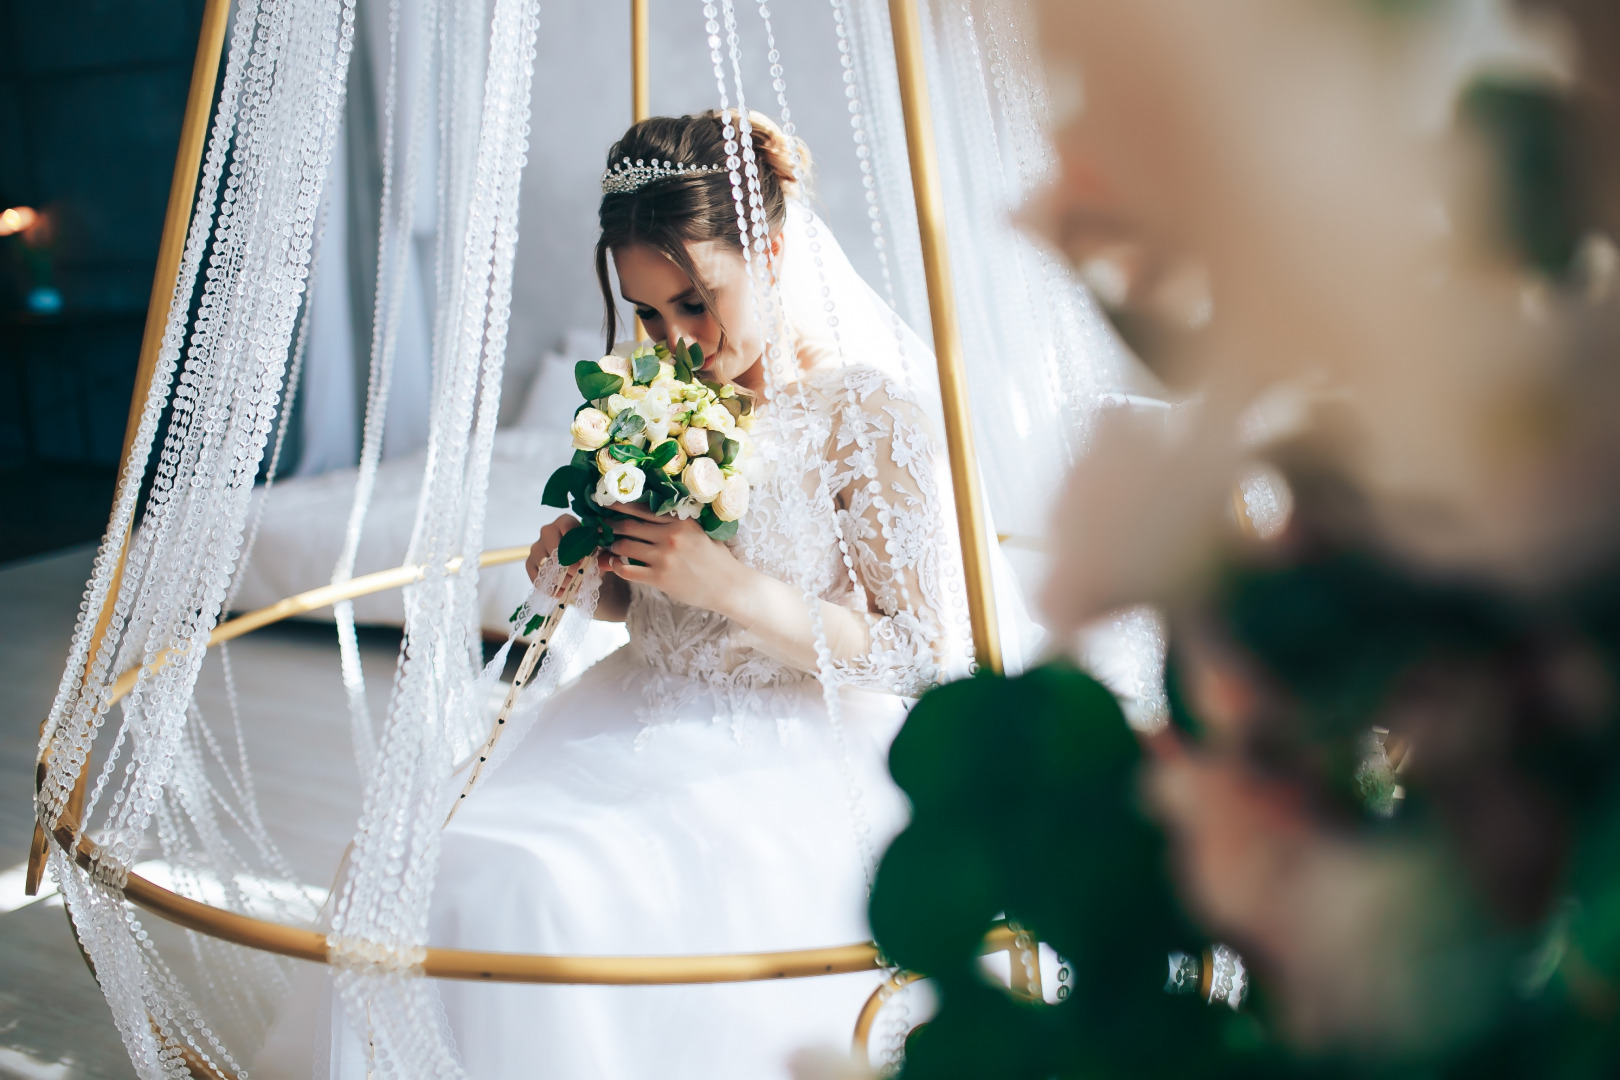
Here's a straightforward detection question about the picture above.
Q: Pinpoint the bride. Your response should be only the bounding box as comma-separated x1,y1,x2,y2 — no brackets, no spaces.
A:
264,109,974,1080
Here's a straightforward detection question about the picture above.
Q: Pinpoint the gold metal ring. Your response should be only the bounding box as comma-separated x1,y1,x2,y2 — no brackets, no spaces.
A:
41,546,969,987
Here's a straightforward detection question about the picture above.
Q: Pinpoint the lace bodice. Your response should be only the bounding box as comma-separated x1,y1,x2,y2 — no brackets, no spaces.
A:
624,364,954,727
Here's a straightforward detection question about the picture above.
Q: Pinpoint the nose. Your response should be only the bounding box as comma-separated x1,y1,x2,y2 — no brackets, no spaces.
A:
663,314,704,353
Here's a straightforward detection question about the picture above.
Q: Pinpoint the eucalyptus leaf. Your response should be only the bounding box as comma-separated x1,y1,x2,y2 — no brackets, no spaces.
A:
705,429,725,462
701,507,738,542
574,360,624,401
607,411,646,441
632,352,661,385
720,438,739,468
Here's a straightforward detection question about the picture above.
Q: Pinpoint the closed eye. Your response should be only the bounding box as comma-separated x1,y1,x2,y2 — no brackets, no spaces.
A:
634,306,659,321
679,301,706,316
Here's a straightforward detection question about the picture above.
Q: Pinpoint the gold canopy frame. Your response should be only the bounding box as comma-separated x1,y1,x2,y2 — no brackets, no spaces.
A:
28,0,1019,1063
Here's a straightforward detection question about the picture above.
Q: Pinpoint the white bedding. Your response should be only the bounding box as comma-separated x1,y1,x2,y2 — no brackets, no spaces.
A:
231,429,562,632
231,336,620,640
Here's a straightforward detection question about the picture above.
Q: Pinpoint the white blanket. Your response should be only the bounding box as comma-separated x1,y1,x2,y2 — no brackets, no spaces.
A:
231,428,566,633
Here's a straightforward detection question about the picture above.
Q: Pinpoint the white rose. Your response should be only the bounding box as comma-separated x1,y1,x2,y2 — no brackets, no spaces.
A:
605,393,633,418
570,407,612,450
593,462,645,506
645,418,671,446
681,457,724,504
711,474,750,522
675,500,703,521
680,426,711,458
598,354,631,379
657,361,676,381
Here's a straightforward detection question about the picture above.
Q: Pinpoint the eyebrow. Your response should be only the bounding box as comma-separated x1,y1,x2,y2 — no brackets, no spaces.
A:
621,287,701,308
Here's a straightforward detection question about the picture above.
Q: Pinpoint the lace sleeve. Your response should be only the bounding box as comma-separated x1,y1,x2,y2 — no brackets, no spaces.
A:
825,371,951,697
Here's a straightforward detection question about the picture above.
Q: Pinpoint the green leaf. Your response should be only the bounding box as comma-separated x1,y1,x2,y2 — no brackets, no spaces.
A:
608,442,647,464
702,510,738,542
699,503,738,541
721,397,744,421
648,439,679,470
571,449,594,470
720,438,740,468
653,340,672,361
668,477,691,500
578,373,623,400
632,351,661,386
556,523,600,566
705,429,725,462
687,341,704,371
542,465,581,508
648,488,677,516
607,411,645,441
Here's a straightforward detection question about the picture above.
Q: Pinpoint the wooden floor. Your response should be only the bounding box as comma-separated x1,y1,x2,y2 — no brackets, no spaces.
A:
0,546,391,1080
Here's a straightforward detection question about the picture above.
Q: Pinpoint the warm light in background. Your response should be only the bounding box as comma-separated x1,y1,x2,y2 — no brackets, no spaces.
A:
0,205,39,236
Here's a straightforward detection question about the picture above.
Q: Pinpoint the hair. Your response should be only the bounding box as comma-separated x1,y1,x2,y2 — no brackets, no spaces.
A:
595,110,812,351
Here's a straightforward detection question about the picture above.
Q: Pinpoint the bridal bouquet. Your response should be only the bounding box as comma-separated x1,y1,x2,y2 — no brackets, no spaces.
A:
541,339,753,567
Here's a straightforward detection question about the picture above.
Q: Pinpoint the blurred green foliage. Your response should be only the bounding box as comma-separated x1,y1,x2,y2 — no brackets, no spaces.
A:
870,664,1297,1079
871,552,1620,1078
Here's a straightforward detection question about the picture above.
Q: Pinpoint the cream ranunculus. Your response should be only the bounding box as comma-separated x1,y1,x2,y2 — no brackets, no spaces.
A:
679,426,711,458
681,457,724,504
571,407,612,450
595,447,617,474
699,404,736,433
593,462,645,506
604,393,633,418
711,473,750,522
655,440,687,476
622,384,649,401
598,354,632,379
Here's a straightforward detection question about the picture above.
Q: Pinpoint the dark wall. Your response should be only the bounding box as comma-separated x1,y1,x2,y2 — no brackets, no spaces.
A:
0,0,205,562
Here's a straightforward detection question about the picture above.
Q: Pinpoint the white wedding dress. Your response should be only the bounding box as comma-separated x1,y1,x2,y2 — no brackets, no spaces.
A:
256,356,967,1079
423,365,946,1078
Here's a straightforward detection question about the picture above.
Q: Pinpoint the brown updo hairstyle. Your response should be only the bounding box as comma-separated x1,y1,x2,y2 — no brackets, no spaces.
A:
595,109,812,351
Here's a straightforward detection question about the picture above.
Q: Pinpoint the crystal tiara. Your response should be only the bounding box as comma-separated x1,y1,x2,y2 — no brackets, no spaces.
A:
601,157,727,196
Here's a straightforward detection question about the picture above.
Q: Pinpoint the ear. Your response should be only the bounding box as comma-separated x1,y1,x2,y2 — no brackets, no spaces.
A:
768,228,786,261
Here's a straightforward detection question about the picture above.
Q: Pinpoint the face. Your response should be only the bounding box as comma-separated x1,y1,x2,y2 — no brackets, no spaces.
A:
614,236,779,390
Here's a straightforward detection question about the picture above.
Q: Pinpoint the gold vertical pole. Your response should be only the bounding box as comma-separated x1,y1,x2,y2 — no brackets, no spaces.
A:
628,0,650,343
631,0,650,123
886,0,1002,675
26,0,233,895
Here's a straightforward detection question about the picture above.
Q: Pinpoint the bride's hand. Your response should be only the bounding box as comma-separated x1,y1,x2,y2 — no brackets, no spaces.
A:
603,503,750,616
525,514,581,583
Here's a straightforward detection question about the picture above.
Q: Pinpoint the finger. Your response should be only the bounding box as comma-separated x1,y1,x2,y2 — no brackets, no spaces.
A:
610,502,664,522
608,516,670,541
552,515,580,533
610,538,662,561
607,557,654,583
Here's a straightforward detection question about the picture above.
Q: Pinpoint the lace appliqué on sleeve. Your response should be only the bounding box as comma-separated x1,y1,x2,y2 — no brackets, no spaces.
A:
824,369,950,698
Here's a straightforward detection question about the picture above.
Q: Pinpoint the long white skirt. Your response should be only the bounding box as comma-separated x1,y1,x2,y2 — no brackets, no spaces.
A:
260,646,909,1079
